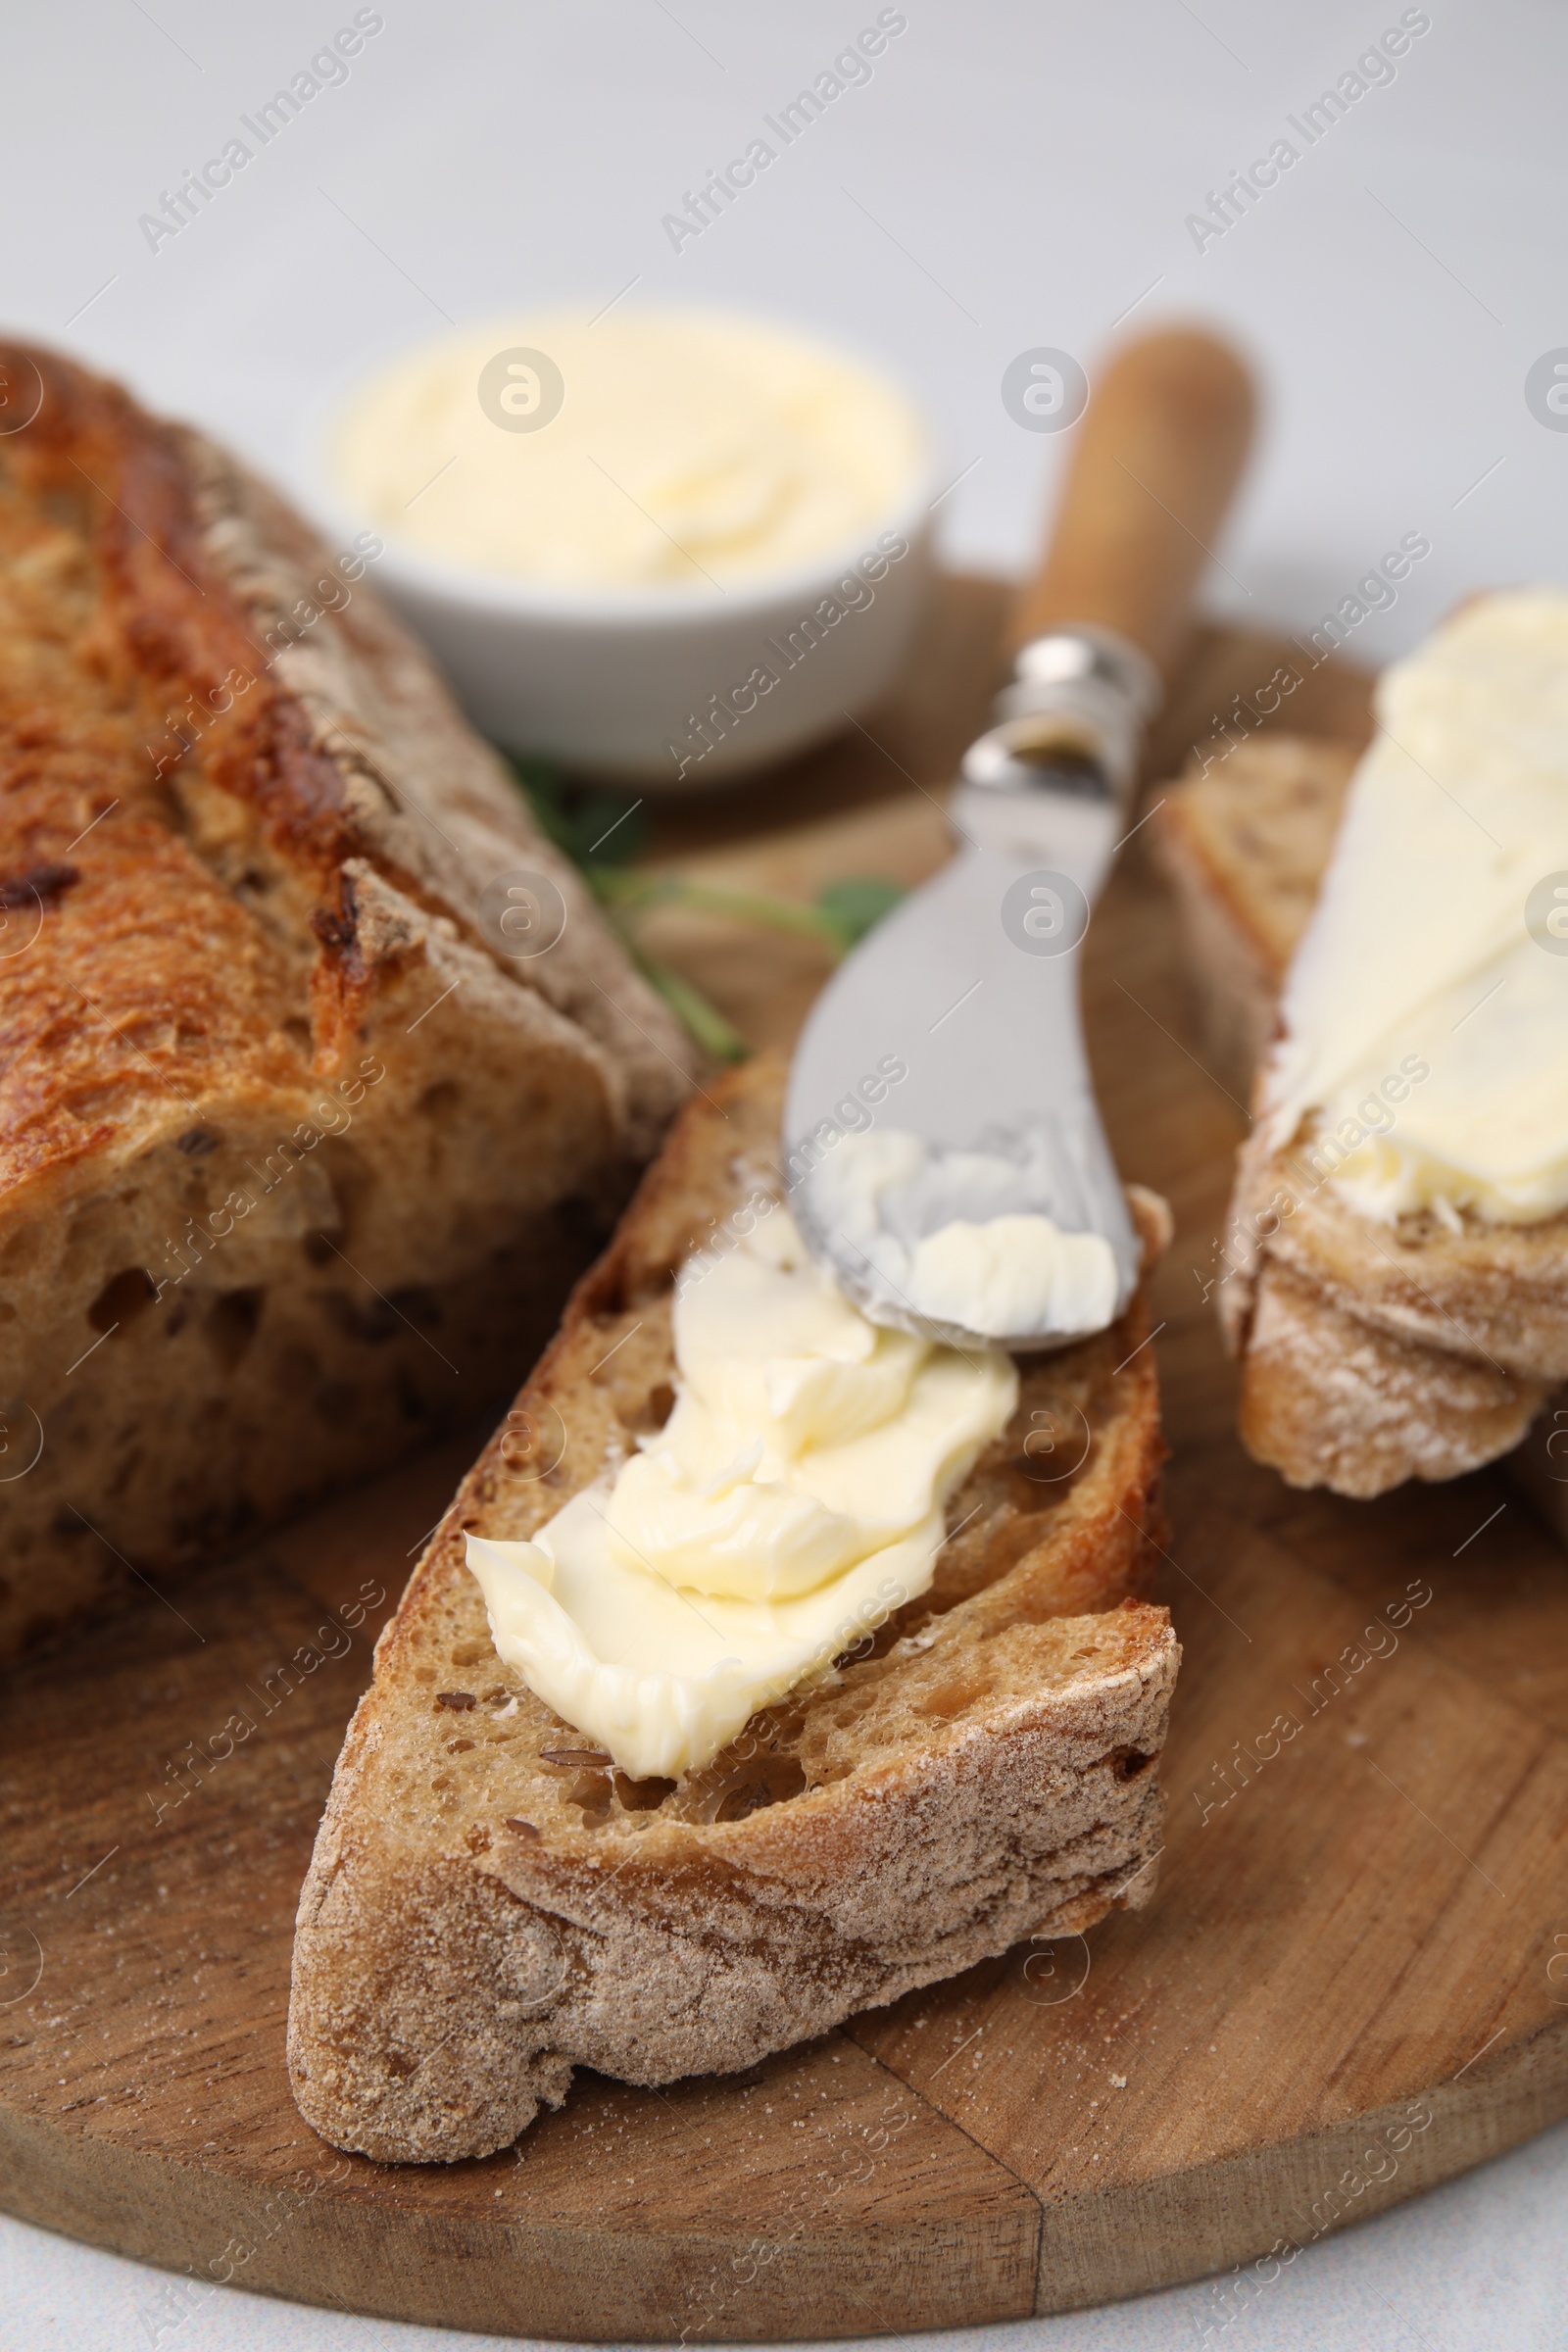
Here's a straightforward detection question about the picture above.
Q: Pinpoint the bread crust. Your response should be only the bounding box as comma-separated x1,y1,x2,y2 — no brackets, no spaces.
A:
288,1054,1179,2162
0,340,698,1653
1221,1119,1563,1496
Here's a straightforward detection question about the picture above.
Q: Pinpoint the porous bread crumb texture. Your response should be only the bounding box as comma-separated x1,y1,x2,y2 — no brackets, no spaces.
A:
1152,733,1358,1099
288,1054,1180,2164
0,340,697,1658
1152,730,1568,1497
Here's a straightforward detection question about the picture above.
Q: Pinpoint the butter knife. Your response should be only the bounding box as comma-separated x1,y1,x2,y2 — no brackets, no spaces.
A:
785,326,1255,1352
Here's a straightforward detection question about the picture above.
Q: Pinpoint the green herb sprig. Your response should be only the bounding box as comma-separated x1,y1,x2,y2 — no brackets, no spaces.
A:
511,758,906,1061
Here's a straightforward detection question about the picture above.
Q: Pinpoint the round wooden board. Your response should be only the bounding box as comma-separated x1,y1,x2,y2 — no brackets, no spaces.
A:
4,586,1568,2342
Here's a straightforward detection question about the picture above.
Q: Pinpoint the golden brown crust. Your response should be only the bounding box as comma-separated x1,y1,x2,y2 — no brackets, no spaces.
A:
0,338,695,1171
0,339,698,1655
288,1054,1180,2163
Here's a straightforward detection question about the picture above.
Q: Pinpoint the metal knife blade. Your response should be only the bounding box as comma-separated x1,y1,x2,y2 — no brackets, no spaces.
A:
783,662,1147,1353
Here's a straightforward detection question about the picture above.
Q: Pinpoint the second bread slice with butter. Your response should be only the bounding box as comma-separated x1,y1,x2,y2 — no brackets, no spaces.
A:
288,1052,1179,2163
1154,725,1568,1498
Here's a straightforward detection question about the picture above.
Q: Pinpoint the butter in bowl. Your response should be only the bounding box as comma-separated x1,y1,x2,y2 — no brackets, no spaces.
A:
314,308,935,786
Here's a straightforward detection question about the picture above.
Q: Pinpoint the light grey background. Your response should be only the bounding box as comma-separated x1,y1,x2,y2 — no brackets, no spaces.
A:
5,2,1567,2344
7,0,1566,665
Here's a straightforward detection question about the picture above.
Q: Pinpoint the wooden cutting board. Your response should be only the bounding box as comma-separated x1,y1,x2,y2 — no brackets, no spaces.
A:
3,579,1567,2343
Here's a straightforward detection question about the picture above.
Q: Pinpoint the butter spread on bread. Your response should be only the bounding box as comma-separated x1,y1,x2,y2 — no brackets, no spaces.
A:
1261,588,1568,1226
466,1201,1015,1778
1152,604,1568,1497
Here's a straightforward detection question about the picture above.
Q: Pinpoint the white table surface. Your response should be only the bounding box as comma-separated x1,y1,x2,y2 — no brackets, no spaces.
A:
5,3,1567,2344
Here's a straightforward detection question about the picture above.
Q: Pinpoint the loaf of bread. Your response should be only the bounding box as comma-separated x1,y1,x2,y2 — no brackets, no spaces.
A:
287,1052,1179,2163
1154,730,1567,1499
0,338,698,1658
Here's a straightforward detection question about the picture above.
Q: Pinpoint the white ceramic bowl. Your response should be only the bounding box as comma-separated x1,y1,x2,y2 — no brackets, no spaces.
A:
303,335,935,790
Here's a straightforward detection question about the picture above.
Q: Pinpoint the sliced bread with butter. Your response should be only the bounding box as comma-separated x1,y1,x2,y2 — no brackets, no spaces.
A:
287,1050,1179,2163
1153,624,1568,1498
0,338,697,1658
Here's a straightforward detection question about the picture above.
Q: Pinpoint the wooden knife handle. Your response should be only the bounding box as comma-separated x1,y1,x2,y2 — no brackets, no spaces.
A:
1007,326,1256,677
